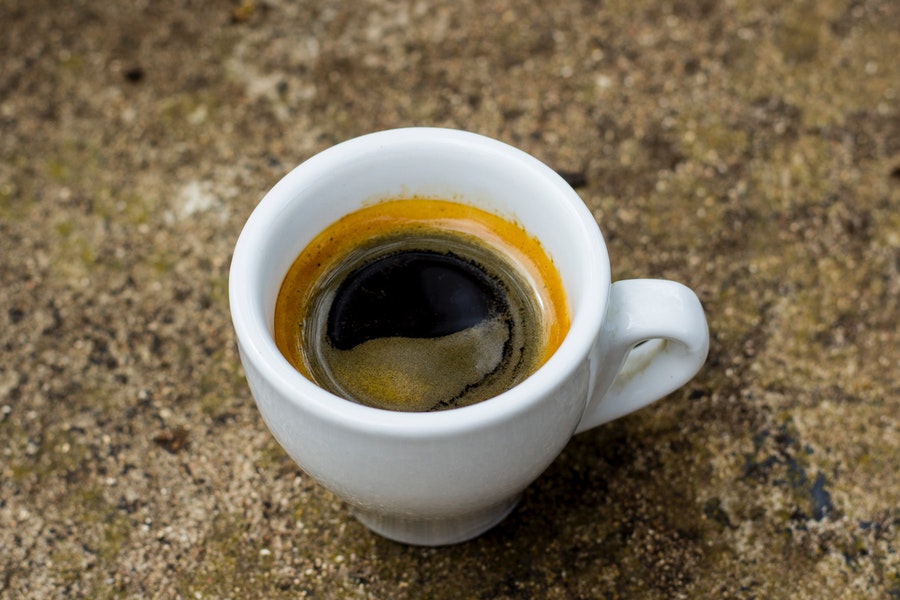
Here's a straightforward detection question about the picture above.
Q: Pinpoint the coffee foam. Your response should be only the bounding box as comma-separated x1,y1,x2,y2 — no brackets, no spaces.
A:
325,318,509,411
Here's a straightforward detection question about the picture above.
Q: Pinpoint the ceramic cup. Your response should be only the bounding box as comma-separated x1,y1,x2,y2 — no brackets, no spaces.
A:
229,127,709,546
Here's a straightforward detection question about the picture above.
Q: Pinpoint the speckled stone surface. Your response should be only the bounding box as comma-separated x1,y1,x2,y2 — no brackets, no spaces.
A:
1,0,898,597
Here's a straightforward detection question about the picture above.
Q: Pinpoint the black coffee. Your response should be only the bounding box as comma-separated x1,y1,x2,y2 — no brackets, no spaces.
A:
302,234,544,411
273,199,569,412
327,250,507,349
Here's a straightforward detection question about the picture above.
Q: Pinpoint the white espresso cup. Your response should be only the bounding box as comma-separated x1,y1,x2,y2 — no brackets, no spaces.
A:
229,128,709,546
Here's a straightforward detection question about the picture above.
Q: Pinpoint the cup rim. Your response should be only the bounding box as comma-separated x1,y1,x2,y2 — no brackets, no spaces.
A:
229,127,610,437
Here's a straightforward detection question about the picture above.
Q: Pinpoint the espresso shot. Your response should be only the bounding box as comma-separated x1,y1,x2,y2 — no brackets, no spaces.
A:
274,199,569,412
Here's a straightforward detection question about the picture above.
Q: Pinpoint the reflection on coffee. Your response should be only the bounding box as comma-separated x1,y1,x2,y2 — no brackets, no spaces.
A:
274,199,569,412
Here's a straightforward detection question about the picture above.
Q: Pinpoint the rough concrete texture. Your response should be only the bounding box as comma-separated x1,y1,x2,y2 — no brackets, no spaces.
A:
1,0,898,597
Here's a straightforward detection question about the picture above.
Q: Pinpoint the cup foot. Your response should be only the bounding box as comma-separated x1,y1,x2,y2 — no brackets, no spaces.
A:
351,496,521,546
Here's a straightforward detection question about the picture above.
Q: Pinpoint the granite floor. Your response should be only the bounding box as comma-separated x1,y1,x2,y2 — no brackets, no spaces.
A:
1,0,898,597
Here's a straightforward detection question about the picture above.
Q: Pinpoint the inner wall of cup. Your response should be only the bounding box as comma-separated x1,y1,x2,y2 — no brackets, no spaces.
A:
257,143,597,337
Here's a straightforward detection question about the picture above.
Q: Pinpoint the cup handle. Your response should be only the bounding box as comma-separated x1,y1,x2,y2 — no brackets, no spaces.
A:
574,279,709,434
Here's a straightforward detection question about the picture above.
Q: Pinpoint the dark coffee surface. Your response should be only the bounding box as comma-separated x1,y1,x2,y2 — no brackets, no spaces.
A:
327,250,508,350
303,233,544,412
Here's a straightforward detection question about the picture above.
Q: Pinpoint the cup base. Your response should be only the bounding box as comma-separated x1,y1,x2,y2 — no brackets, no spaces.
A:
351,495,521,546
